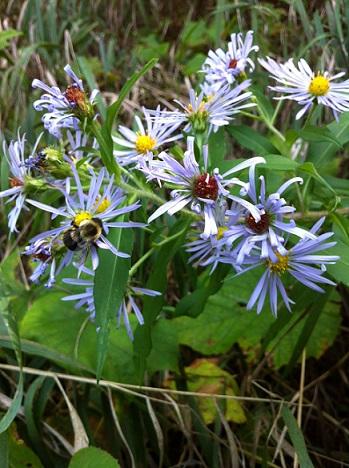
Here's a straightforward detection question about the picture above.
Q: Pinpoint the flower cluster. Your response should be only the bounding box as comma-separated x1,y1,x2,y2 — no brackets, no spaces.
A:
0,30,342,339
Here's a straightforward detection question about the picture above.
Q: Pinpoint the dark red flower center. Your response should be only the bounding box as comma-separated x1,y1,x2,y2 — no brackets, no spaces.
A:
33,252,51,262
64,84,86,107
193,174,218,200
228,58,238,69
9,177,23,188
245,212,270,234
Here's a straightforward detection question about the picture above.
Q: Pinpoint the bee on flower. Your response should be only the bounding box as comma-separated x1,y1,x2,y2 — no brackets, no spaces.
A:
32,65,99,138
259,57,349,119
113,106,182,166
26,167,143,270
201,30,259,92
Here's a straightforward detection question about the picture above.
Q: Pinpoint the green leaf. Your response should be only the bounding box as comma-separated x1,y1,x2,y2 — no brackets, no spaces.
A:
173,272,340,368
227,125,279,156
297,125,342,147
94,228,134,380
208,128,228,168
182,53,206,75
8,423,43,468
20,292,135,382
263,154,299,171
104,58,157,134
0,291,23,433
298,162,339,205
0,29,22,50
133,219,190,380
281,407,314,468
69,447,120,468
326,239,349,286
0,431,9,468
308,112,349,166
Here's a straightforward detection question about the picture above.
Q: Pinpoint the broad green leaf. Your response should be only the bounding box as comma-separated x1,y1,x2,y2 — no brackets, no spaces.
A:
7,423,43,468
133,218,190,381
0,431,8,468
298,162,339,205
227,125,279,156
281,407,314,468
182,53,206,75
208,128,228,168
69,447,120,468
21,292,136,382
173,273,340,368
326,239,349,286
94,228,134,380
308,112,349,166
263,154,299,171
251,84,274,122
297,125,342,147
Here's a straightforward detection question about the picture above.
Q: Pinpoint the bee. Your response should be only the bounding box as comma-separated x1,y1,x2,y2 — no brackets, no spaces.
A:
63,218,103,251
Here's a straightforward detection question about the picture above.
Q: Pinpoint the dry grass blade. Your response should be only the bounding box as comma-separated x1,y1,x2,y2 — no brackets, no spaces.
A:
146,397,164,468
107,388,136,468
215,400,240,468
54,377,89,452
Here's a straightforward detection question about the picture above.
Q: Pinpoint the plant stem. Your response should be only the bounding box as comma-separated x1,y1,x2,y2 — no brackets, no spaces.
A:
129,248,154,277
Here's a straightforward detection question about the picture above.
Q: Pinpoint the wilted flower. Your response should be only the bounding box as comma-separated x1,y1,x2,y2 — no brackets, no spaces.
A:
62,266,161,340
32,65,98,137
113,106,182,166
259,57,349,119
201,30,259,91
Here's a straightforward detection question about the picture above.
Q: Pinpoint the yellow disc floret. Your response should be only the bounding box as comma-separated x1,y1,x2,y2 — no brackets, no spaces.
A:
216,226,228,240
95,197,111,214
135,134,156,154
267,252,289,274
74,211,92,226
308,75,330,96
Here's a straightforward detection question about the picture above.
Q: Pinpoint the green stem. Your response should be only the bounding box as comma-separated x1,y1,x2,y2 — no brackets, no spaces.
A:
129,248,154,277
288,206,349,220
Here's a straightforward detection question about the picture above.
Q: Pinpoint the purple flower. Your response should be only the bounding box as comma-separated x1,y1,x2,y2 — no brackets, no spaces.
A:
26,167,143,270
62,266,161,340
140,137,264,238
244,218,339,315
222,165,316,264
0,133,42,232
32,65,98,138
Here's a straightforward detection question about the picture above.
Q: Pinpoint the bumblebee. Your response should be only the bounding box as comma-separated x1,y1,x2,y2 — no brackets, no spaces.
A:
63,218,103,251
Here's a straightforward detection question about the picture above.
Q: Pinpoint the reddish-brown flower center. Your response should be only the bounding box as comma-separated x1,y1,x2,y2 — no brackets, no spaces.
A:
228,58,238,69
33,252,51,262
245,212,270,234
64,84,86,107
193,174,218,200
9,177,23,188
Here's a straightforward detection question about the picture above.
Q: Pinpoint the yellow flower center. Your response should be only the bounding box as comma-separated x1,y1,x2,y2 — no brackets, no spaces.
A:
216,226,228,240
74,211,92,226
308,75,330,96
95,197,111,213
267,252,289,274
135,134,156,154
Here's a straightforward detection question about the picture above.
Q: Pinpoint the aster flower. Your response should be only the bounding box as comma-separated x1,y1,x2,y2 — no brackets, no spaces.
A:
201,30,259,91
259,57,349,119
26,167,143,270
222,165,316,264
24,237,73,287
0,133,45,232
150,81,254,134
66,130,99,166
32,65,98,138
140,136,264,238
62,266,161,340
244,218,339,316
113,106,182,166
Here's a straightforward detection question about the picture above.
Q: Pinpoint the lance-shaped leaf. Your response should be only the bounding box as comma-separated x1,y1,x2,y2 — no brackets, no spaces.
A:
93,227,134,381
